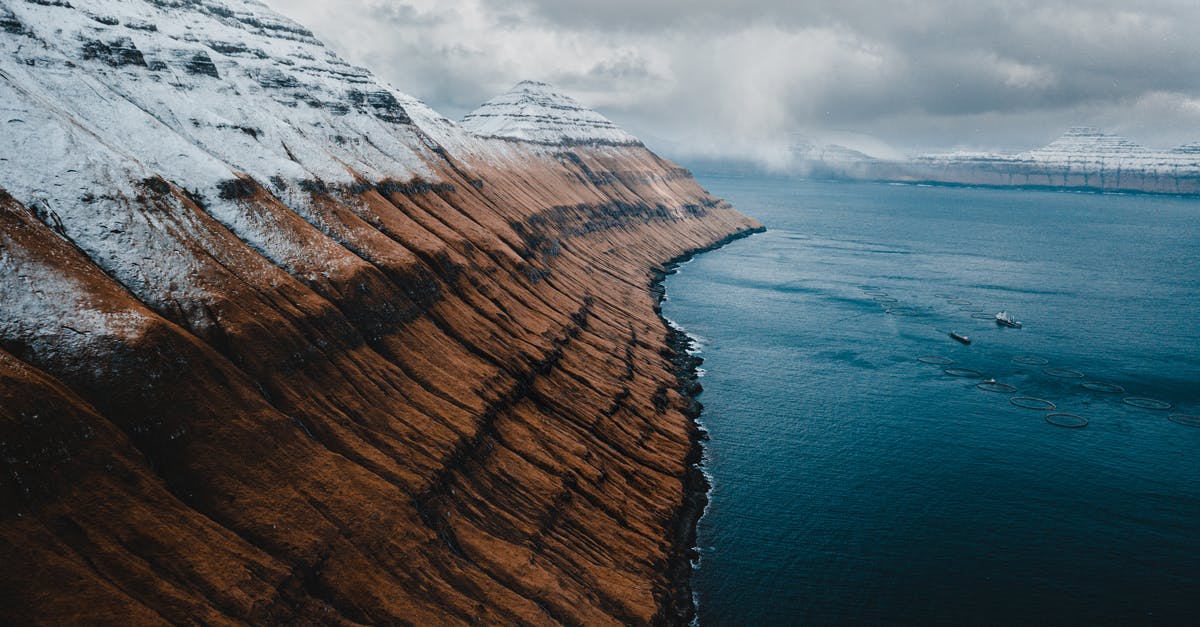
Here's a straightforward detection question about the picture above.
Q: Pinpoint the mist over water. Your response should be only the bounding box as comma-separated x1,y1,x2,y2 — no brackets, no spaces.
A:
662,177,1200,624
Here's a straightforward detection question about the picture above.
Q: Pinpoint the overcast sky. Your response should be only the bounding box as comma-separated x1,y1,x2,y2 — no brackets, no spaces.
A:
265,0,1200,163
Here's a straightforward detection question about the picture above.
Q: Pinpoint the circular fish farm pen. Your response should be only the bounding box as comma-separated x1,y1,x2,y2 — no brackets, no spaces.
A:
1045,413,1089,428
1010,396,1057,410
1012,355,1050,366
862,290,889,297
1043,367,1086,379
934,293,952,299
976,381,1018,393
917,355,955,365
1123,397,1172,411
943,367,985,378
1168,414,1200,428
872,296,899,303
1081,381,1125,394
971,312,996,320
948,299,973,305
959,306,982,312
885,307,921,316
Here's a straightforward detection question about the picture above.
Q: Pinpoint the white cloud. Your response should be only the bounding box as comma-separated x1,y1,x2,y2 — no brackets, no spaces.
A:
985,55,1056,90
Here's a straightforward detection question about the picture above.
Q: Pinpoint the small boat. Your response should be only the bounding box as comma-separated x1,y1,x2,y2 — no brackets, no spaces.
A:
995,311,1022,328
950,331,971,344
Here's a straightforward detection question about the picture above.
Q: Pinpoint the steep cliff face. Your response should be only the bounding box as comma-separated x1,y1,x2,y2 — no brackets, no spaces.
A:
0,1,759,624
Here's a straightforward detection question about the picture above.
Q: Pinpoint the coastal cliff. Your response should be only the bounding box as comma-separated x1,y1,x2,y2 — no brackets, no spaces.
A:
687,129,1200,196
910,128,1200,194
0,0,759,624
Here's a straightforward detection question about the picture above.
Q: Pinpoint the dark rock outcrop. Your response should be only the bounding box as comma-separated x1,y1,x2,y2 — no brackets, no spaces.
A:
80,36,147,67
183,50,220,78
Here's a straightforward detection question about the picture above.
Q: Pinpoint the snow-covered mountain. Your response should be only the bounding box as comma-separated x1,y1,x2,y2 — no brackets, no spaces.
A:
1023,127,1149,161
679,126,1200,194
785,138,887,178
461,80,641,146
911,128,1200,193
789,139,877,164
0,1,758,624
1,0,462,193
0,0,494,313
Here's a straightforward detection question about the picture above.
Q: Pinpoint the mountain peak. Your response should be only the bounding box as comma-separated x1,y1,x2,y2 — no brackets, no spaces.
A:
1027,127,1148,158
461,81,641,146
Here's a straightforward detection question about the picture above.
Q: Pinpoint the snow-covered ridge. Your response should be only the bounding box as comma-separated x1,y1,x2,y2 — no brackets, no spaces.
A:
461,80,641,147
0,0,463,197
917,127,1200,175
0,0,504,334
1028,126,1149,157
0,0,669,350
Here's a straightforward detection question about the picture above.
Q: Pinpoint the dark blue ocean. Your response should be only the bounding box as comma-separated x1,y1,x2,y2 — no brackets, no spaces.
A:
662,177,1200,625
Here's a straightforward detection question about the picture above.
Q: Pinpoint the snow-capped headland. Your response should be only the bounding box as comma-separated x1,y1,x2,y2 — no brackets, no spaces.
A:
910,127,1200,194
680,127,1200,195
0,1,759,624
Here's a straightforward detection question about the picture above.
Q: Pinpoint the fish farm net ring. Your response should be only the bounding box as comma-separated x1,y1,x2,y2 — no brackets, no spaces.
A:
1168,414,1200,428
971,312,995,320
944,367,985,378
1012,355,1049,366
934,293,952,298
886,307,920,316
872,296,899,303
1123,397,1172,410
1046,413,1088,428
1043,367,1085,379
1010,396,1057,410
976,381,1018,393
862,290,888,296
917,355,955,365
959,306,981,312
1081,382,1125,394
948,299,973,305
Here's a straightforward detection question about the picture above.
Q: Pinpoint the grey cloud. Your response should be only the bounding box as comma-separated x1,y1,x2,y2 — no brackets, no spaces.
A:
585,54,660,82
266,0,1200,162
367,2,444,27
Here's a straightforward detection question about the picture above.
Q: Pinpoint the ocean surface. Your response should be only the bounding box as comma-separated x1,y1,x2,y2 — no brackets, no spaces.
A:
662,177,1200,625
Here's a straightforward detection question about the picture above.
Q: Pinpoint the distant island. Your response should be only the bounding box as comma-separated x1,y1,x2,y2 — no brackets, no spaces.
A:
685,127,1200,195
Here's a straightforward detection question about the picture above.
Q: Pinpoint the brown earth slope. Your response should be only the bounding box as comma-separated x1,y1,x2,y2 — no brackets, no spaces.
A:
1,139,760,624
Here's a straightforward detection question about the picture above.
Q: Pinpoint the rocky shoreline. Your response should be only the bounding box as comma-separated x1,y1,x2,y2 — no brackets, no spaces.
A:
651,226,766,625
